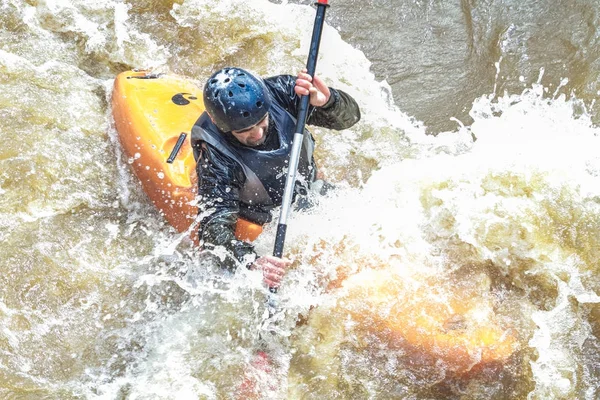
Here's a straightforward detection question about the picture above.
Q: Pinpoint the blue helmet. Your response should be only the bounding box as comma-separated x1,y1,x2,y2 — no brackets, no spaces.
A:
203,67,272,132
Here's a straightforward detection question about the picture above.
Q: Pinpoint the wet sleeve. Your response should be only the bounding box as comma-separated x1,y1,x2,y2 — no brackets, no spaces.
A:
307,87,361,130
264,74,361,130
196,143,258,270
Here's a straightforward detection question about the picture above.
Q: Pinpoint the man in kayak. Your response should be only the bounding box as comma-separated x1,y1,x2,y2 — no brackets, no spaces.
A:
191,67,360,289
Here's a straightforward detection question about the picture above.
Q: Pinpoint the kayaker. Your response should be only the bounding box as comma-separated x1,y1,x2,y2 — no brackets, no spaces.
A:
191,67,361,288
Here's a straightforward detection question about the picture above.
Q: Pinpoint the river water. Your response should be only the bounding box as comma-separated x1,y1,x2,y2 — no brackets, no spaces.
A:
1,0,599,399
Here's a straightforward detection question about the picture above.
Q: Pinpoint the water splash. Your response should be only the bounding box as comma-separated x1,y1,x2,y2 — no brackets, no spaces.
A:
1,0,599,398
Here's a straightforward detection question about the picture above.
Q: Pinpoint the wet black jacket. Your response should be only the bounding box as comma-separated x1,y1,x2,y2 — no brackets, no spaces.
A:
191,74,361,269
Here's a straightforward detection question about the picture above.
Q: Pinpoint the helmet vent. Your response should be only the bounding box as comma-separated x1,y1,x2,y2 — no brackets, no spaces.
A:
203,67,271,132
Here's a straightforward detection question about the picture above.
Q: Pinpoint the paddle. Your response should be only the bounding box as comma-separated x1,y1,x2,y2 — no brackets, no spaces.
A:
237,4,332,395
272,0,330,274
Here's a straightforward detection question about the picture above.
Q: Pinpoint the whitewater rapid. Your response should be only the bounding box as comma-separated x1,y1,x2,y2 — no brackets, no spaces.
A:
0,0,599,399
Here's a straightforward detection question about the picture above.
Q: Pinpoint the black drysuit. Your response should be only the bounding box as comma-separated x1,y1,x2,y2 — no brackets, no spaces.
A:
191,74,361,269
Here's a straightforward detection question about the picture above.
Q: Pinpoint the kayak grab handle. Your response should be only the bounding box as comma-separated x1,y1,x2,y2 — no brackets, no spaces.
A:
167,132,187,163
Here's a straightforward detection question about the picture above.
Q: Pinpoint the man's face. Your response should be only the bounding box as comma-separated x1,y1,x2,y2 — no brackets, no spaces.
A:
231,113,269,147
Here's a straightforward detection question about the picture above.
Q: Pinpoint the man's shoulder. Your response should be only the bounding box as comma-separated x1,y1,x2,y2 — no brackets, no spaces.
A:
263,75,298,113
191,112,215,145
263,74,295,93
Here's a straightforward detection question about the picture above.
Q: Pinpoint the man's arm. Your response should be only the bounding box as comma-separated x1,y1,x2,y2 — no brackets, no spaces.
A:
264,74,361,131
306,86,361,130
196,143,257,269
197,143,292,287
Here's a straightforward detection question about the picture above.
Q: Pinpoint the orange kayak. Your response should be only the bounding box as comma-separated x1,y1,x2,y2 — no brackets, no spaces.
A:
341,268,517,373
111,70,263,241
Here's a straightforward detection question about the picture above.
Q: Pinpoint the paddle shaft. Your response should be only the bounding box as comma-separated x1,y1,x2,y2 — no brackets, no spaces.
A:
273,0,330,260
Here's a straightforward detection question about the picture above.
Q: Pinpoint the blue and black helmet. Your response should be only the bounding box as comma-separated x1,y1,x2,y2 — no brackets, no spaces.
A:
203,67,272,132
